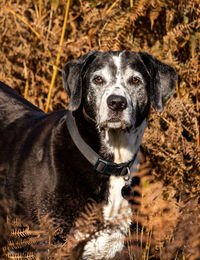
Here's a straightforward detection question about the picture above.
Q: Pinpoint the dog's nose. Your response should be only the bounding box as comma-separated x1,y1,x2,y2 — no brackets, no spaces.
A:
107,95,127,111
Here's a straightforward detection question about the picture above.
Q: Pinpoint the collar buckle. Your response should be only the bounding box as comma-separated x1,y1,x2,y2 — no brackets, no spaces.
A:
94,158,130,176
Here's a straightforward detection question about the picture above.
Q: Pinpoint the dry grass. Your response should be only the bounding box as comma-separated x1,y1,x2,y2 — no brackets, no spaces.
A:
0,0,199,259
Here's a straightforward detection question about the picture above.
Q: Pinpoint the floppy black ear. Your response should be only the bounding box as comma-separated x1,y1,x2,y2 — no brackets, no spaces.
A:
139,52,178,112
62,51,99,111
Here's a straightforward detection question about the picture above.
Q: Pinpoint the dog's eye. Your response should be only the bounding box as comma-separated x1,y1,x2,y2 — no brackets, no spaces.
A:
128,77,140,85
93,76,103,84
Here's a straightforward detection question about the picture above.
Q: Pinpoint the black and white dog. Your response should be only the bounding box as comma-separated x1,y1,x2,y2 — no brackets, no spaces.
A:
0,51,177,259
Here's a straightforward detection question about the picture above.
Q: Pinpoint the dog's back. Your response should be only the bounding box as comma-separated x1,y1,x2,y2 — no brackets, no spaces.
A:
0,82,46,166
0,82,67,221
0,82,43,124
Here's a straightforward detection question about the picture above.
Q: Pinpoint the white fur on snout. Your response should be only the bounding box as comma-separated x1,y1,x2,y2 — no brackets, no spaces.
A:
98,86,133,127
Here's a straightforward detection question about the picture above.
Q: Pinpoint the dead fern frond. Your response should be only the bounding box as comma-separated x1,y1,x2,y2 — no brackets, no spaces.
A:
0,0,200,258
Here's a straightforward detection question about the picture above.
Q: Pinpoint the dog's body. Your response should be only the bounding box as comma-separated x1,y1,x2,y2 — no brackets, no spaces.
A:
0,51,177,259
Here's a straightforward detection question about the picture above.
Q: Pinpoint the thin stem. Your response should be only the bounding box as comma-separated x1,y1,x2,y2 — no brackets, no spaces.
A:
106,0,120,16
4,7,40,38
45,0,71,113
39,0,42,17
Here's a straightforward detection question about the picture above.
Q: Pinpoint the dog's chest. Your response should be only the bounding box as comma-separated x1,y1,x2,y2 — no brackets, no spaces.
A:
101,130,139,225
103,146,133,223
101,152,132,249
83,152,133,260
102,175,132,258
83,173,131,260
83,121,147,259
103,176,129,220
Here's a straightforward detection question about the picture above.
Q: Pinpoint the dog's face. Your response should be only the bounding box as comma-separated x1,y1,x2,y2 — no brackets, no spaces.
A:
81,52,152,131
63,51,177,132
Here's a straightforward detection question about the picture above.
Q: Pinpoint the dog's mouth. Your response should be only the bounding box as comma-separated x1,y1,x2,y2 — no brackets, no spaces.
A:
99,119,132,131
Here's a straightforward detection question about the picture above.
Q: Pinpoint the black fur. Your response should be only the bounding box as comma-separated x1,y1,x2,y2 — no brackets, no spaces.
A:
0,51,177,247
0,82,109,239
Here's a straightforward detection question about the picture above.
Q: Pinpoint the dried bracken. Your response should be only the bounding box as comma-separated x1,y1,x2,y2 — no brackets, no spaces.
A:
0,0,199,259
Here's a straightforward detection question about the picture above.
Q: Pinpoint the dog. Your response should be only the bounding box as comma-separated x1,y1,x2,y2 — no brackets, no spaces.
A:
0,51,177,259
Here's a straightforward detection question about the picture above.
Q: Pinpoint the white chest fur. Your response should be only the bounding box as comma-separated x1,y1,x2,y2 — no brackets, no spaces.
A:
83,176,131,260
82,120,147,260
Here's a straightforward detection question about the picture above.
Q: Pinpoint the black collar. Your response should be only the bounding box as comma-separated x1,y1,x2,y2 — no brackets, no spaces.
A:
66,111,137,177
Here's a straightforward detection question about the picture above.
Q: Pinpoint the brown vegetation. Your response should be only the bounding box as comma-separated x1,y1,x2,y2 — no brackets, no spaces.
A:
0,0,199,259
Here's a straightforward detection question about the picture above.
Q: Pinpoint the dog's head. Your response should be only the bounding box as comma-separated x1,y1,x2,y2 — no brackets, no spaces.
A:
63,51,177,131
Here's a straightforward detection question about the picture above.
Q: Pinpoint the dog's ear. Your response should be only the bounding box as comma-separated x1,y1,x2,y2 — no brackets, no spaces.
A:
62,51,99,111
139,52,178,112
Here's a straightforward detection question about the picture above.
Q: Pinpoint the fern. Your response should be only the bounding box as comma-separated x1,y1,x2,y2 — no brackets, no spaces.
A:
0,0,200,259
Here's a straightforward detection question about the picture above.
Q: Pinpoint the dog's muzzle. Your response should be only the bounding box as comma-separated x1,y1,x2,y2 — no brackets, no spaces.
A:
100,94,131,130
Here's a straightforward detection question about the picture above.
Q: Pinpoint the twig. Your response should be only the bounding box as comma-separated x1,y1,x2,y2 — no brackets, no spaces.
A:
46,5,53,42
196,118,200,147
158,115,176,129
127,228,134,260
106,0,120,16
4,6,40,39
24,62,29,99
39,0,42,17
34,0,42,47
196,73,199,147
176,80,180,98
45,0,71,113
143,229,152,260
146,229,152,260
24,79,29,99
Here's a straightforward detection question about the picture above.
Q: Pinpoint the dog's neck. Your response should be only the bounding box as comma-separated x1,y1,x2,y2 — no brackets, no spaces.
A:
73,108,101,155
100,121,147,164
73,108,146,164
